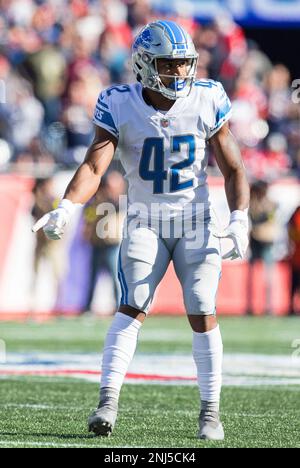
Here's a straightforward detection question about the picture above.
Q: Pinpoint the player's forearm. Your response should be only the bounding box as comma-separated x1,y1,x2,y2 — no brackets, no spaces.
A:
63,161,102,204
220,131,250,212
211,125,250,212
224,168,249,212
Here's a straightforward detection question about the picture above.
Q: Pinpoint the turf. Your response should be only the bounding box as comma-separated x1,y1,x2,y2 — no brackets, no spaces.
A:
0,316,300,448
0,315,299,355
0,378,299,448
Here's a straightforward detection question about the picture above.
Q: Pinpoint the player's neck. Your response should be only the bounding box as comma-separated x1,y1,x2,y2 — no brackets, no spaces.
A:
142,88,175,111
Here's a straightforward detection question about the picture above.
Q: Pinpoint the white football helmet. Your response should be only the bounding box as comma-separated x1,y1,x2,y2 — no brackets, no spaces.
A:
132,20,198,100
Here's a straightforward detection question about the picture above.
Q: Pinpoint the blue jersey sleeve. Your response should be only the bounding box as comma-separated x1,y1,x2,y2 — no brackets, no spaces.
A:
93,88,120,139
208,82,232,139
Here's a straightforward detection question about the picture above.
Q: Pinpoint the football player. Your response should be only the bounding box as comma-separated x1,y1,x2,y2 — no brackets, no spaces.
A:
33,20,249,441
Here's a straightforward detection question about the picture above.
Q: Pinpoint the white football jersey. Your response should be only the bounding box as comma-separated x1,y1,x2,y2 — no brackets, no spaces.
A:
93,80,232,220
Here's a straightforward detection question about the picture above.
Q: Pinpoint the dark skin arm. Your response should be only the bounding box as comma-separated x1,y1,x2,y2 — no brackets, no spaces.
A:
209,122,250,212
63,126,118,204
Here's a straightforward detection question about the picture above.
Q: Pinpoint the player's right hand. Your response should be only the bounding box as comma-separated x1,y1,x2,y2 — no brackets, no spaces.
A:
32,199,78,240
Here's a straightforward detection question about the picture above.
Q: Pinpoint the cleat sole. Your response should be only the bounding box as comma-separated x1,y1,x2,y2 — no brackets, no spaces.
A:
88,420,113,437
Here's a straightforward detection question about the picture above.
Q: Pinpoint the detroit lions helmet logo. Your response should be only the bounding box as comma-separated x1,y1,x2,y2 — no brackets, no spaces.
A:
133,29,153,50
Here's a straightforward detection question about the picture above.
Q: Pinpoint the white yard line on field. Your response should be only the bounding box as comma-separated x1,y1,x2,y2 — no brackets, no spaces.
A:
0,403,85,410
0,440,99,448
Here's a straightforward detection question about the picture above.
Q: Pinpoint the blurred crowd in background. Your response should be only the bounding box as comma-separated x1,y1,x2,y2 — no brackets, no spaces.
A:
0,0,299,315
0,0,299,179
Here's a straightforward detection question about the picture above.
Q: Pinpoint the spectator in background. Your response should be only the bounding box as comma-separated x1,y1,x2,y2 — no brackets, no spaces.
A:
264,133,291,178
247,181,278,315
214,13,248,93
295,149,300,180
265,64,292,135
62,74,98,165
82,171,126,314
193,24,220,80
98,0,133,83
21,42,67,125
288,206,300,316
0,56,50,170
66,17,105,85
264,64,300,168
5,76,45,153
127,0,152,32
242,133,291,181
14,137,55,175
31,177,65,311
0,55,13,144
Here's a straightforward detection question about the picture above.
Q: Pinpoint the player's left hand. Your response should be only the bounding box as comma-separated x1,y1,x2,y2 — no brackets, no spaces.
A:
213,210,249,260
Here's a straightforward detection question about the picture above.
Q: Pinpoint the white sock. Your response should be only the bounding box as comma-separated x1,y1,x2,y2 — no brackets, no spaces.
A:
100,312,142,395
192,325,223,408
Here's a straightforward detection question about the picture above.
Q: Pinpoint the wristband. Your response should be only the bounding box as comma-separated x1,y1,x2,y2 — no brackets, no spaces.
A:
230,209,248,224
58,199,81,216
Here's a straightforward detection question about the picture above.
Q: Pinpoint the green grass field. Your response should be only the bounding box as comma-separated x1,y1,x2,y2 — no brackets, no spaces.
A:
1,315,299,354
0,316,300,448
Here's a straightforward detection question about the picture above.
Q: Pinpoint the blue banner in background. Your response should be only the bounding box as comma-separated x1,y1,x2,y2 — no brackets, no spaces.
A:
150,0,300,26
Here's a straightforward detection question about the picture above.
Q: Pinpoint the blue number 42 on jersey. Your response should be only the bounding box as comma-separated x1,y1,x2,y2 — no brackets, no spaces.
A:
139,135,196,194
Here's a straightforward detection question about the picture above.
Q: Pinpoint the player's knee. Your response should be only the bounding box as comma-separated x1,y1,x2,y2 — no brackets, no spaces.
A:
188,313,217,332
126,283,153,314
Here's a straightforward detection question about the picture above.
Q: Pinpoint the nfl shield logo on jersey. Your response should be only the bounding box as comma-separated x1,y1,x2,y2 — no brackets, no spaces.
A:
160,118,170,128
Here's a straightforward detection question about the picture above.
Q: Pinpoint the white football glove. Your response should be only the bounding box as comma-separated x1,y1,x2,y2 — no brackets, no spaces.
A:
32,199,79,240
213,210,249,260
